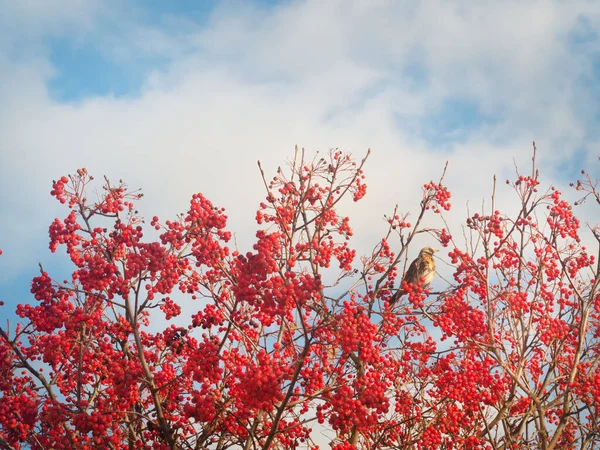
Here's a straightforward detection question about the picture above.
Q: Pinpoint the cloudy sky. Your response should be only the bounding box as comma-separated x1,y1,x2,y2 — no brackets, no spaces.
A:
1,0,599,319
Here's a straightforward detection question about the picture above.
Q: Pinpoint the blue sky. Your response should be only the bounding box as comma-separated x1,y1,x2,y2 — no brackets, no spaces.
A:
1,0,600,324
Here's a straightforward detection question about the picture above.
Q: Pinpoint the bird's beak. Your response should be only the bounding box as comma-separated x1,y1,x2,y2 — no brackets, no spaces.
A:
433,249,439,253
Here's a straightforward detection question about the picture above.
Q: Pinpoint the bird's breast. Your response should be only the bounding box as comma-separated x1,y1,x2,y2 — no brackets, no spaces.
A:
422,270,435,285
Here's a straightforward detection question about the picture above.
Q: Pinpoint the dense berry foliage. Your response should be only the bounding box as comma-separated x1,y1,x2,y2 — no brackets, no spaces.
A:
1,147,599,449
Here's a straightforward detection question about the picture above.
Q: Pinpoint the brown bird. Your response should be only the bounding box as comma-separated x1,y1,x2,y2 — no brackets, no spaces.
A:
390,247,438,305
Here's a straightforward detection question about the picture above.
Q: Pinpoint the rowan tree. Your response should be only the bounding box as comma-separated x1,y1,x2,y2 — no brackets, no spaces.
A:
0,145,599,449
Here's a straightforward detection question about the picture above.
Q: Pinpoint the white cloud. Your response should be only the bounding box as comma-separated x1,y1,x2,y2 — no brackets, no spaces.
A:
0,0,599,283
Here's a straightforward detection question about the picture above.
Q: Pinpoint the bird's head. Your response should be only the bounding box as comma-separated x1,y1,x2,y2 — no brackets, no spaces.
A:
419,247,438,256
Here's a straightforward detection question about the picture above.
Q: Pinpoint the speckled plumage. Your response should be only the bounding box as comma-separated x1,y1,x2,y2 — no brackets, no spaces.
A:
390,247,437,305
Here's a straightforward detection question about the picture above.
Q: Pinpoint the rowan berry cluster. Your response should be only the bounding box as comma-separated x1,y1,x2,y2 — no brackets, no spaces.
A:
423,181,452,213
50,176,69,204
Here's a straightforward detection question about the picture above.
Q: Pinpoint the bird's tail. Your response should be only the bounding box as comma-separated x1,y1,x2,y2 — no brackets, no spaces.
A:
389,289,406,305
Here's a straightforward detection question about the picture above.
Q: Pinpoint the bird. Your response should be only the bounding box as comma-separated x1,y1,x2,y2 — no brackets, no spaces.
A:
390,247,438,305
